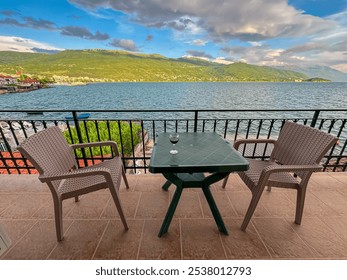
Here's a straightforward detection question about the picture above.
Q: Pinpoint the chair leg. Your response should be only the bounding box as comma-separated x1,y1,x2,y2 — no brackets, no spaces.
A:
295,187,307,225
122,166,129,189
241,193,262,231
75,196,79,202
53,197,64,241
221,175,229,189
109,187,128,230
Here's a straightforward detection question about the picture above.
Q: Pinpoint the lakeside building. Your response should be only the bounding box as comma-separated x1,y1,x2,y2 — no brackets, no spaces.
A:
0,74,42,94
0,74,17,85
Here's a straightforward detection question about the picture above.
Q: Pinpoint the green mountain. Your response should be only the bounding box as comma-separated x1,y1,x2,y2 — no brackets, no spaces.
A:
275,65,347,82
0,49,308,83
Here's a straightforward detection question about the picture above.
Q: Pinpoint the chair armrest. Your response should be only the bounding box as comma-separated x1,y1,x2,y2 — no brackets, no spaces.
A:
70,141,120,156
259,164,322,185
38,167,112,183
234,138,276,150
263,164,322,174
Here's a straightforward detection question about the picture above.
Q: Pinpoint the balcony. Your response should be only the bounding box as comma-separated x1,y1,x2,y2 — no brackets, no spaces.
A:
1,172,347,260
1,109,347,260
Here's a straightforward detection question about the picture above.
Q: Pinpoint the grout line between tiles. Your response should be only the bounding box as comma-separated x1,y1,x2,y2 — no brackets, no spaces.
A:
225,190,239,217
91,220,110,260
1,219,39,260
99,196,111,219
284,218,319,258
179,219,183,260
46,238,59,260
218,231,228,259
136,219,146,260
250,220,273,259
197,191,205,218
133,192,142,218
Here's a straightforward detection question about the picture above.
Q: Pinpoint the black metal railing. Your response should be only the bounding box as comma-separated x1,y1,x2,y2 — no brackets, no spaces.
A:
0,109,346,174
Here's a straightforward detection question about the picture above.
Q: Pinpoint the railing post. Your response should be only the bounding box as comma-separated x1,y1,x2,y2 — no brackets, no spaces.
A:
194,111,198,132
72,111,88,167
310,110,320,128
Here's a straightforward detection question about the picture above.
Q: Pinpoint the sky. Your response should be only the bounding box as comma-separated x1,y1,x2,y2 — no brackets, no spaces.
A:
0,0,347,72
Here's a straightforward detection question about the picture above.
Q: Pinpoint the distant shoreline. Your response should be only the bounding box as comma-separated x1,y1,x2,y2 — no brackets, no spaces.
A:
0,84,51,95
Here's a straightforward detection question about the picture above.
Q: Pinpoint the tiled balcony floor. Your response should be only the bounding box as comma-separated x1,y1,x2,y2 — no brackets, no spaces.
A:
1,172,347,260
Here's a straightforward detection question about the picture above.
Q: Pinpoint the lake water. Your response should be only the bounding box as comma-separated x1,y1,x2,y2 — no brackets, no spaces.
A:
1,82,347,120
1,82,346,156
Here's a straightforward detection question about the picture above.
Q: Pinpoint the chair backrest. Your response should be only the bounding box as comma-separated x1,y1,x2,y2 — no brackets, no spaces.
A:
271,121,337,166
17,126,77,175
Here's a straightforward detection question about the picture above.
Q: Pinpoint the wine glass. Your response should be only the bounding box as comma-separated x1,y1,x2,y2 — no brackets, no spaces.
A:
169,132,179,154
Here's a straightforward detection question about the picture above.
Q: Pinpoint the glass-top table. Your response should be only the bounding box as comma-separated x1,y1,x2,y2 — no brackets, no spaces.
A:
149,132,249,237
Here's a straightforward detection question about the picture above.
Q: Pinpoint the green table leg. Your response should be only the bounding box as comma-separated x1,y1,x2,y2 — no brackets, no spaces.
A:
162,180,172,191
158,185,183,237
202,185,228,235
158,172,230,237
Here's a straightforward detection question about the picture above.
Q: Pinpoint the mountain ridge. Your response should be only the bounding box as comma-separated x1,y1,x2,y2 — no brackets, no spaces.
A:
0,49,331,83
274,65,347,82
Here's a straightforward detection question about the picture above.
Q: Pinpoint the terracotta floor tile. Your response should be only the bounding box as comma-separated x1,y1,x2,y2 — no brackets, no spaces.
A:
93,220,144,260
171,191,203,218
221,218,271,259
320,216,347,243
310,190,347,215
181,219,227,259
138,219,181,259
259,190,296,217
0,193,51,219
0,174,46,192
332,173,347,185
0,219,36,259
3,220,72,260
48,220,108,259
216,173,248,191
135,192,169,219
285,189,339,218
133,174,166,192
200,191,238,218
119,174,138,191
227,191,270,218
1,173,347,260
102,192,141,219
65,192,111,219
251,218,316,259
0,193,18,214
310,173,346,191
31,196,78,219
290,217,347,258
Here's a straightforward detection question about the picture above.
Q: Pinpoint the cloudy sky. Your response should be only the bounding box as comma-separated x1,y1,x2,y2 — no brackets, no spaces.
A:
1,0,347,72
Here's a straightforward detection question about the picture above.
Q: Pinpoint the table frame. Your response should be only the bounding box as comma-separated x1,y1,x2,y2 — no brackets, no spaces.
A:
159,172,230,237
149,132,249,237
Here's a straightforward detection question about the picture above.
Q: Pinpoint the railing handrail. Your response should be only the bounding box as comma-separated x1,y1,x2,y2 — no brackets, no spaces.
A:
1,108,347,113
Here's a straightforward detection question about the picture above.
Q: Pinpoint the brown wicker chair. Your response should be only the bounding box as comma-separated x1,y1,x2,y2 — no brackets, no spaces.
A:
222,121,338,231
17,126,129,241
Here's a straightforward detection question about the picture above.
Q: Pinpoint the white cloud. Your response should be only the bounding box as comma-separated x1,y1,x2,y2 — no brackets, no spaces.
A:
326,10,347,25
331,64,347,73
69,0,336,42
63,1,347,72
213,57,233,64
192,39,207,46
0,36,64,52
249,42,263,47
